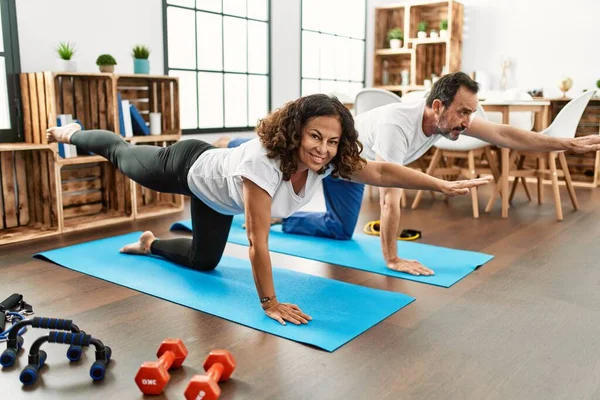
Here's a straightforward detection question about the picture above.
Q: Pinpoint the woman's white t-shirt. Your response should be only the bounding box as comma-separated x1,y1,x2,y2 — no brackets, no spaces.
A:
186,138,332,218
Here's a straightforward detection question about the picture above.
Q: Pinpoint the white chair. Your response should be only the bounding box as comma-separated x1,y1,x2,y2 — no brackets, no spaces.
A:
354,88,402,115
486,89,595,221
411,104,497,218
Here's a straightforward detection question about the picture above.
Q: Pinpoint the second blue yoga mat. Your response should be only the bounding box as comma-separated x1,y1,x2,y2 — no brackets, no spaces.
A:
171,215,494,288
34,232,414,352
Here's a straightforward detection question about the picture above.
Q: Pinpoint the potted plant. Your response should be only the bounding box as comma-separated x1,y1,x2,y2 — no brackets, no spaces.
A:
96,54,117,73
417,21,428,39
132,45,150,74
56,41,77,72
439,19,449,38
387,27,403,49
430,29,439,39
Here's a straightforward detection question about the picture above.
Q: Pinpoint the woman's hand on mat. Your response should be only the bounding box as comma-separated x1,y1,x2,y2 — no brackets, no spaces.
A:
263,301,312,325
387,257,434,276
440,176,493,197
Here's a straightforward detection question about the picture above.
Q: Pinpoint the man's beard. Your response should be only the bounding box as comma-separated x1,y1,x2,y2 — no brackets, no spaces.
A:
436,114,465,141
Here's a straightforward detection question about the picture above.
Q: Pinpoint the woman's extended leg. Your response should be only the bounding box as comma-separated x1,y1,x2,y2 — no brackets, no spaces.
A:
47,123,209,195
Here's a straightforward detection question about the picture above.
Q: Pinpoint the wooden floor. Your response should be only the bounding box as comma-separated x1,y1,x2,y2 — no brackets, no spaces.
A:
2,184,600,400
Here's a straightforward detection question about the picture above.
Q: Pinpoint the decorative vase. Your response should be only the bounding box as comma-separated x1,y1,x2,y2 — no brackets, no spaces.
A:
417,31,427,39
99,65,114,73
389,39,402,49
430,30,439,38
57,59,77,72
440,29,448,39
558,77,573,98
133,59,150,74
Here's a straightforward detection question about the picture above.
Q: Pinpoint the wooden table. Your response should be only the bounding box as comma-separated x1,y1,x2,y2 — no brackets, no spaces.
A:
480,100,552,218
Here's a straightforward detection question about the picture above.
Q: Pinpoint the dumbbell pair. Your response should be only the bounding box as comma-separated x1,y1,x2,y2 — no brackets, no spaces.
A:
0,317,86,367
135,338,235,400
20,331,112,386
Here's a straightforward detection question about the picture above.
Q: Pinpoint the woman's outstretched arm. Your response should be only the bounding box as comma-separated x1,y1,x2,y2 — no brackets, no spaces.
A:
242,178,312,326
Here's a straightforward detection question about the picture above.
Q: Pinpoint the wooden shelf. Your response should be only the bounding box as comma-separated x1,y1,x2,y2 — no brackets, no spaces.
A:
57,155,107,166
0,225,59,246
2,71,182,246
62,211,133,233
373,0,463,88
375,49,414,56
408,37,449,45
0,143,53,151
125,134,181,144
134,203,184,220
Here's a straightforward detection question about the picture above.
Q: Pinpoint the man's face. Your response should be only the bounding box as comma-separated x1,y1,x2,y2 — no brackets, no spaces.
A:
434,87,479,141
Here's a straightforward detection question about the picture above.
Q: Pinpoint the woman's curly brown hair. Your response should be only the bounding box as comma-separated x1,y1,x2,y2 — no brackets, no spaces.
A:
256,94,366,181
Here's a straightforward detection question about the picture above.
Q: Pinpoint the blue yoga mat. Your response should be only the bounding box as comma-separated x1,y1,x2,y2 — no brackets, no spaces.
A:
34,232,414,352
171,215,494,288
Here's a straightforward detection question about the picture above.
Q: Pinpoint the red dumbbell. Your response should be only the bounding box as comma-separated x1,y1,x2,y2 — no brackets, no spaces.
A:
184,349,236,400
134,338,188,395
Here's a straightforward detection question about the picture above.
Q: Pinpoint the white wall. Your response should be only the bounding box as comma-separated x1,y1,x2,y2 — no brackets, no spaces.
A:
17,0,164,75
368,0,600,98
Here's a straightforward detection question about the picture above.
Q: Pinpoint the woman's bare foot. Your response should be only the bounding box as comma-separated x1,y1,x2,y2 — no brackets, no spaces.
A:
119,231,157,255
46,122,82,144
212,135,231,148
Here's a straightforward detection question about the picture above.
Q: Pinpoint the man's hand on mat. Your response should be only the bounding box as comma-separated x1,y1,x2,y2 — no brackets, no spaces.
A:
440,176,493,197
387,257,434,276
263,300,312,325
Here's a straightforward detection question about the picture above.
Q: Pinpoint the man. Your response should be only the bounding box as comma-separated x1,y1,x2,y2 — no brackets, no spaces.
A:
218,72,600,276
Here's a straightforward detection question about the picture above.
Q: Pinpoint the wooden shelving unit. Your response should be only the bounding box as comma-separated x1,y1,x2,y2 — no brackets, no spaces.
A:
373,0,463,95
0,71,184,245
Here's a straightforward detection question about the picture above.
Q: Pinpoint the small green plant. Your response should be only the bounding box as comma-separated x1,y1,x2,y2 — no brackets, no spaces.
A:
440,19,448,30
387,27,403,41
56,41,76,60
418,21,428,32
131,45,150,59
596,79,600,89
96,54,117,66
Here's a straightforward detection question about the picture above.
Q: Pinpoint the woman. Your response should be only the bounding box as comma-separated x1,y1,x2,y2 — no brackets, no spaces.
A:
47,94,490,326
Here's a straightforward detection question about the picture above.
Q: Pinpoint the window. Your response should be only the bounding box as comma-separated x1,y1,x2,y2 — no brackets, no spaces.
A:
164,0,270,133
0,0,21,143
301,0,366,102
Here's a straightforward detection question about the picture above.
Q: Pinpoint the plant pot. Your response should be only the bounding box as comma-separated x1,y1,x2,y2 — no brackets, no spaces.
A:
389,39,402,49
99,65,115,73
133,59,150,74
440,29,448,39
57,59,77,72
417,31,427,39
430,30,439,39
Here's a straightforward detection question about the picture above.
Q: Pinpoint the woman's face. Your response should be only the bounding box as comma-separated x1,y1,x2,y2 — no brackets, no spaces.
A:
297,116,342,172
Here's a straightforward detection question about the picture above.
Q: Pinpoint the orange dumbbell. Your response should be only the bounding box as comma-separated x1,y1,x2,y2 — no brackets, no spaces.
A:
184,350,236,400
134,338,188,395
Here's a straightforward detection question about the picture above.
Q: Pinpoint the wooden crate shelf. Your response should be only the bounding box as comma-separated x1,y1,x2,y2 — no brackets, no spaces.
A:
373,0,463,95
0,146,60,245
116,75,180,137
3,72,183,246
59,162,133,233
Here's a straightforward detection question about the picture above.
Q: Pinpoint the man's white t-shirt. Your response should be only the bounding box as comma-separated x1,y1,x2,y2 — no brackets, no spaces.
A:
186,138,332,218
355,99,439,165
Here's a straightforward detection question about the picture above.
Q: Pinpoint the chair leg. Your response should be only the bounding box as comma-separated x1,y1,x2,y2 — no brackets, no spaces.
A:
509,155,530,203
521,177,532,201
484,147,500,182
558,151,580,210
412,148,442,209
548,153,563,221
467,151,479,218
537,157,545,204
400,189,407,208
